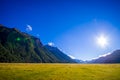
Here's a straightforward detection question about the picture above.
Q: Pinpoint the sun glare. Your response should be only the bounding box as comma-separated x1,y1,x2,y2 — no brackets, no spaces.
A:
97,35,108,48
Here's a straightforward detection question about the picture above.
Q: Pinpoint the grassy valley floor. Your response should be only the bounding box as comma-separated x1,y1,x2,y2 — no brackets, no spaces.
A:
0,63,120,80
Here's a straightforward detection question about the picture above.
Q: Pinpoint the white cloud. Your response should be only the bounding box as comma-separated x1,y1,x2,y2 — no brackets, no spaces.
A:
68,55,75,59
26,24,32,31
48,42,54,46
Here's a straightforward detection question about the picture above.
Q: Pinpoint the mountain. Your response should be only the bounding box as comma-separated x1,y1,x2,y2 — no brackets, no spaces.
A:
72,59,84,63
0,25,76,63
44,45,76,63
89,50,120,63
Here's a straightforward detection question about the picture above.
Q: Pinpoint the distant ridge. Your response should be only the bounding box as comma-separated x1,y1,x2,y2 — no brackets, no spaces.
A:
44,45,76,63
88,50,120,63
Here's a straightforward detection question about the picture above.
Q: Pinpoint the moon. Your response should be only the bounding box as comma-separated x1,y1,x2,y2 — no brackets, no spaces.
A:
96,34,108,48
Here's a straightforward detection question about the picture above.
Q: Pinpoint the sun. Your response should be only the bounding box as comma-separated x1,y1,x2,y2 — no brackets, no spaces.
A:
96,34,108,48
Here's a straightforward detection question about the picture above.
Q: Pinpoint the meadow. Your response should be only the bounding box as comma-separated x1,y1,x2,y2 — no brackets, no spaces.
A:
0,63,120,80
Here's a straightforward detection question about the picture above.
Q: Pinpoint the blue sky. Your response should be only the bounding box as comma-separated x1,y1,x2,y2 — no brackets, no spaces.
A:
0,0,120,60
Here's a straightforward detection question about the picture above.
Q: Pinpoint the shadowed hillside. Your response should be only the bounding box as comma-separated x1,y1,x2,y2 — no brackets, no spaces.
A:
0,25,76,63
45,45,76,63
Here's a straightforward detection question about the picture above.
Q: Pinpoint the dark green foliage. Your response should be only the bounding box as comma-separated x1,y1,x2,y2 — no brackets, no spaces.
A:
0,25,76,63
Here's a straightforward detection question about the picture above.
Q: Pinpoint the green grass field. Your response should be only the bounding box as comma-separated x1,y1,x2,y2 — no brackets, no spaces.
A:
0,63,120,80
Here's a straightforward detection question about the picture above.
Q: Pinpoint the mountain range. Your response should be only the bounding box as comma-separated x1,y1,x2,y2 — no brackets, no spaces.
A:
87,50,120,63
0,25,76,63
0,25,120,63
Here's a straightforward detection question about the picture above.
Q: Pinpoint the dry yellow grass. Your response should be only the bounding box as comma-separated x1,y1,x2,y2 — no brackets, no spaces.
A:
0,63,120,80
